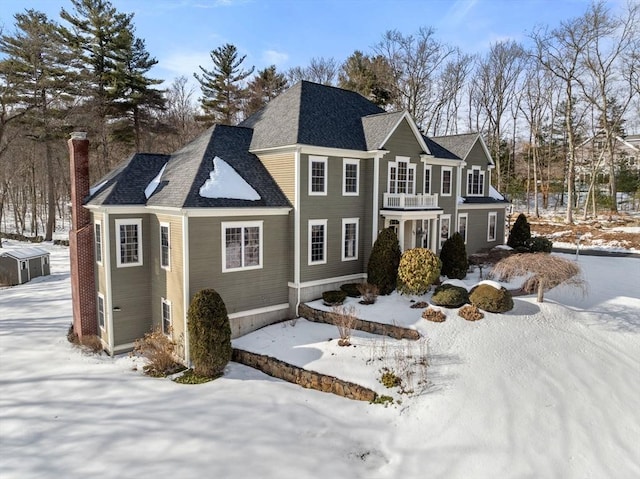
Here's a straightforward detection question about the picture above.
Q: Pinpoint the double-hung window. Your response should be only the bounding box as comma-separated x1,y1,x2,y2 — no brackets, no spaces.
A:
97,293,105,331
160,223,170,270
388,157,416,195
467,166,485,196
342,218,359,261
441,167,452,196
222,221,263,272
424,165,432,194
116,219,143,267
308,219,327,265
458,213,468,243
161,298,171,335
439,214,451,249
487,212,497,242
309,156,327,195
343,158,359,195
94,221,103,264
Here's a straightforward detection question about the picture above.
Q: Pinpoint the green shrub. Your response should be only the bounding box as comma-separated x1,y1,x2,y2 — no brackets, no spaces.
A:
439,232,469,279
431,283,469,308
340,283,362,297
397,248,441,295
380,368,402,388
530,236,553,253
507,213,531,249
187,289,232,378
322,290,347,306
367,228,401,295
469,284,514,313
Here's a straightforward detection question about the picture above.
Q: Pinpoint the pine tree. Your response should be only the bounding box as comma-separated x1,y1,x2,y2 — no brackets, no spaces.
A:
439,232,469,279
367,228,402,295
194,43,254,125
338,51,395,107
507,213,532,250
243,65,288,118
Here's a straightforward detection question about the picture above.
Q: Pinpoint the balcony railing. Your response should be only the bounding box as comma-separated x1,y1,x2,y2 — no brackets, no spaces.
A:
383,193,439,209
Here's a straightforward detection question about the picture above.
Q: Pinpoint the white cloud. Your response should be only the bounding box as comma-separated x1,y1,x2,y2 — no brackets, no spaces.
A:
162,50,212,76
445,0,479,25
262,49,289,67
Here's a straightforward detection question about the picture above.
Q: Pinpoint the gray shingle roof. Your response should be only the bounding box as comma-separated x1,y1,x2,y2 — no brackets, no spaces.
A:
423,136,461,160
431,133,480,160
361,111,405,151
240,81,385,151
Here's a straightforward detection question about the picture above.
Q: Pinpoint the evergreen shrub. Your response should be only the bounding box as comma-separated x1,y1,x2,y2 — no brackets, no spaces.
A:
530,236,553,253
397,248,441,295
340,283,362,297
469,284,514,313
431,284,469,308
439,232,469,279
507,213,531,250
367,228,401,295
322,290,347,306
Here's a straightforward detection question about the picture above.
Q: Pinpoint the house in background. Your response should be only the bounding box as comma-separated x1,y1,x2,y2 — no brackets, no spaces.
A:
68,81,509,361
0,247,50,286
576,132,640,185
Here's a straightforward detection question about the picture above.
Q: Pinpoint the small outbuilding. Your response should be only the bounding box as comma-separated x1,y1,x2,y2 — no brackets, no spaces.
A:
0,247,51,286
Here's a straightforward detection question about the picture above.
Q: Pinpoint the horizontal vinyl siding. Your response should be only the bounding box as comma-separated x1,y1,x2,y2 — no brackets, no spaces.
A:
257,152,296,204
464,141,490,196
189,214,291,314
463,208,506,254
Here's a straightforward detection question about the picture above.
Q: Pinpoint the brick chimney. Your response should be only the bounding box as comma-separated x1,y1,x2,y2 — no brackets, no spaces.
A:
68,132,97,339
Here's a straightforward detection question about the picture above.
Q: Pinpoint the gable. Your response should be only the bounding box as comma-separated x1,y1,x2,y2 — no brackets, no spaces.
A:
381,118,427,156
465,140,492,168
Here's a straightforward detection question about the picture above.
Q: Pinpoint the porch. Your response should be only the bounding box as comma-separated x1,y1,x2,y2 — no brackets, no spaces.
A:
383,193,439,210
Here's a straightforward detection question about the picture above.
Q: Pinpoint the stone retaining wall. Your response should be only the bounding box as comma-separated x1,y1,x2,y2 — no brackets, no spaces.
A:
299,303,421,341
232,348,377,402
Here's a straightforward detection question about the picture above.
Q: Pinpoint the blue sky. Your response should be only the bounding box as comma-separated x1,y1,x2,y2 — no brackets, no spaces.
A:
0,0,624,88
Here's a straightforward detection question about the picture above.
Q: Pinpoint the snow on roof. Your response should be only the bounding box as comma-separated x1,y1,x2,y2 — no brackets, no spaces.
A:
89,179,108,197
199,156,261,201
489,185,505,200
1,246,49,260
144,162,168,199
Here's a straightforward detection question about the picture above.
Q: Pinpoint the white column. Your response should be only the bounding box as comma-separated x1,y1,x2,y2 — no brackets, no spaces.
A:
398,219,406,252
431,218,438,252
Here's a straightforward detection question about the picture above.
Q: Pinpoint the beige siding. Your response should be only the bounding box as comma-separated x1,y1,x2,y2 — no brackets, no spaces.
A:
257,152,296,204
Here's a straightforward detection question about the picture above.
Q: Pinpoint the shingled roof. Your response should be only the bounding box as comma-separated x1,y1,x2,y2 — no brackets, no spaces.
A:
431,133,481,161
87,125,291,209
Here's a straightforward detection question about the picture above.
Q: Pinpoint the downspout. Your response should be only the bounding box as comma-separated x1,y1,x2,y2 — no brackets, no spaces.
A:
372,153,380,246
182,212,190,365
294,147,301,316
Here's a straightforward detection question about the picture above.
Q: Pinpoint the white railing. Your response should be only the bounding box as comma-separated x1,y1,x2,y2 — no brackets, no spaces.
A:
383,193,439,209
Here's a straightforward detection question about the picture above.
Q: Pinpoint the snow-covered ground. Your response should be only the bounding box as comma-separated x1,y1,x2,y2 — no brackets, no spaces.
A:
1,239,639,478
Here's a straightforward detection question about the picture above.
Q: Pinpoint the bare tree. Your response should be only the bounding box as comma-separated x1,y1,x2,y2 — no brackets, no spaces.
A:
287,57,338,85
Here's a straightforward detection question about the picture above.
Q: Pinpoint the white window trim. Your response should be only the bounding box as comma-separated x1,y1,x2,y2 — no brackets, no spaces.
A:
160,222,171,271
308,155,328,196
94,220,103,265
308,219,327,265
467,166,485,196
342,158,360,196
115,218,143,268
97,292,106,332
388,157,416,195
441,167,453,197
424,164,432,195
439,214,451,249
488,212,498,242
221,220,264,273
458,213,468,243
161,297,172,335
341,218,359,262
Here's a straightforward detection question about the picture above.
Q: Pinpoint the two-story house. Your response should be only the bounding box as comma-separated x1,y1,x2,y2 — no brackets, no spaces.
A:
68,81,508,360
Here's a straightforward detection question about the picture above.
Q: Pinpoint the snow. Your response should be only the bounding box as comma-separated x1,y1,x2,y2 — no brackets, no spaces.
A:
489,184,505,200
1,239,639,478
89,179,108,197
144,162,167,199
199,156,261,201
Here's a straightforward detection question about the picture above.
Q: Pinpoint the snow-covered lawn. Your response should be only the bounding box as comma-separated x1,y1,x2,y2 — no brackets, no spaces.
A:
1,240,639,478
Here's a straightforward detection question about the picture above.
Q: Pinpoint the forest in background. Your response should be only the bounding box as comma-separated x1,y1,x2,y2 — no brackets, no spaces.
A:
0,0,639,241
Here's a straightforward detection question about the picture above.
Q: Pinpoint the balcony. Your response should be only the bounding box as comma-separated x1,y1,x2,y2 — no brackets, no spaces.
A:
383,193,439,210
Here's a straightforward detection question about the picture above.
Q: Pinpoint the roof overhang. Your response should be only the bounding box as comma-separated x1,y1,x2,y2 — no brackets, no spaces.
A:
379,209,443,220
250,143,388,159
85,204,292,217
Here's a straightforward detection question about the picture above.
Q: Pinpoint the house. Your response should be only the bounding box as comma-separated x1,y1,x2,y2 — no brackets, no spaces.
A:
68,81,509,359
0,247,50,286
576,132,640,185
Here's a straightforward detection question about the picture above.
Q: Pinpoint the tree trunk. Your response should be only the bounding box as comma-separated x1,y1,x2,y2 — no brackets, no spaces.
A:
45,142,55,241
537,280,545,302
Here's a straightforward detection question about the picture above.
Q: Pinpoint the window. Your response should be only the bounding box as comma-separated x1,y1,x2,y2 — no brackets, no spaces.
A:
488,212,497,242
20,261,27,271
439,214,451,249
161,298,171,335
424,165,432,194
467,167,485,196
420,219,430,248
388,158,416,194
309,156,327,195
116,219,143,267
343,159,359,195
441,167,452,196
94,221,103,264
160,223,170,269
97,293,105,331
458,213,468,243
308,219,327,265
342,218,359,261
222,221,263,272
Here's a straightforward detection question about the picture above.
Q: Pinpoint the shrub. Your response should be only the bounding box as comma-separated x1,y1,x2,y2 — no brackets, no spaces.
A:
133,329,181,377
367,228,402,295
469,284,514,313
439,232,469,279
458,304,484,321
173,369,213,384
330,305,357,346
80,335,104,353
422,307,446,322
507,213,531,249
431,283,469,308
397,248,441,295
380,368,402,388
322,290,347,306
187,289,232,378
340,283,362,298
530,236,553,253
357,282,379,305
410,301,428,309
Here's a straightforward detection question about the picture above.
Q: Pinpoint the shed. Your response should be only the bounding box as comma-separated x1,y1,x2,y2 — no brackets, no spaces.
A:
0,247,51,286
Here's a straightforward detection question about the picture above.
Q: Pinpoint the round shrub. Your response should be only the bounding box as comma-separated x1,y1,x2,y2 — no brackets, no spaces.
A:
322,290,347,306
458,304,484,321
530,236,553,253
397,248,442,295
367,228,402,295
469,284,514,313
187,289,232,378
439,232,469,279
431,283,469,308
340,283,362,298
507,213,531,249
